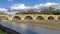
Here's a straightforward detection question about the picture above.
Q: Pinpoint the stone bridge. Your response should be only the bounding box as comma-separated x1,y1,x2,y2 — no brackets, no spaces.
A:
0,14,60,21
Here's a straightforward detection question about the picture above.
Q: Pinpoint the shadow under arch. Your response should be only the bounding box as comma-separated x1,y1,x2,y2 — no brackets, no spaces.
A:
24,16,33,20
12,16,21,21
0,16,8,20
58,16,60,20
36,16,45,20
48,16,54,20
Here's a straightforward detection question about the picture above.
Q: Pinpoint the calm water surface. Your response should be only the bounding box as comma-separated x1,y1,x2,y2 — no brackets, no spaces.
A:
0,20,60,34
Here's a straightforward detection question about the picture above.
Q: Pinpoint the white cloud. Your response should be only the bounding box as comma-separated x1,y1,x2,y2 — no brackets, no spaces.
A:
42,2,58,7
11,4,31,10
0,8,9,14
10,2,60,10
0,8,7,12
33,2,58,9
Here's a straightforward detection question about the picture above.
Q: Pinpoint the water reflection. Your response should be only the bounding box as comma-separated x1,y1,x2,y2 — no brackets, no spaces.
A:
26,30,39,34
0,20,60,34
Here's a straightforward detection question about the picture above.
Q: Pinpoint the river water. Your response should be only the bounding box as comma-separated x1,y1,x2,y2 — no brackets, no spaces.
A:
0,20,60,34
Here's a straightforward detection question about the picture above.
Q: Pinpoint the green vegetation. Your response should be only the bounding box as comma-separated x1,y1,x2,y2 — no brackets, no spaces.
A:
0,30,5,34
16,9,37,14
0,11,6,14
39,7,55,14
16,7,60,15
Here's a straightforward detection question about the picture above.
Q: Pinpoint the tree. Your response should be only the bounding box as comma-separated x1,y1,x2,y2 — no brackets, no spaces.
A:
53,9,60,15
16,9,36,14
26,9,36,14
0,11,6,14
16,11,27,14
39,7,55,14
15,7,60,15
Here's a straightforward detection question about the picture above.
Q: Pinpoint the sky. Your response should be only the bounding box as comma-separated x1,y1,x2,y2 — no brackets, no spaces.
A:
0,0,60,14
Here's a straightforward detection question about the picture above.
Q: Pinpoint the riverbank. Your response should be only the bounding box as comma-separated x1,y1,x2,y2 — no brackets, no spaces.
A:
0,24,21,34
0,30,5,34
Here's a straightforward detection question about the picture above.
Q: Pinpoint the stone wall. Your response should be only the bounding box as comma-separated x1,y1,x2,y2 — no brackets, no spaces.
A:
0,14,60,21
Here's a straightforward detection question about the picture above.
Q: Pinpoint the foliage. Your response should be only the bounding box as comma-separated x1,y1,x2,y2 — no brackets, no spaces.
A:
0,30,5,34
52,9,60,15
16,7,60,15
27,9,36,14
39,7,54,14
0,11,6,14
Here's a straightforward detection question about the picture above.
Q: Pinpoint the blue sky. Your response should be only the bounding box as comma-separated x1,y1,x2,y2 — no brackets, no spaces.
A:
0,0,60,14
0,0,60,8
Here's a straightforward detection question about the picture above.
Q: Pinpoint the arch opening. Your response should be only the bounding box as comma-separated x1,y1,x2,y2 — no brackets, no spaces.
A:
0,16,8,20
25,16,33,20
13,16,21,21
48,16,54,20
58,16,60,20
36,16,44,20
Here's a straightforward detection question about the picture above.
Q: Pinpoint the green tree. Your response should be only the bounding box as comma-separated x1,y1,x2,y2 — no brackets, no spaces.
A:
26,9,36,14
53,9,60,15
0,11,6,14
16,9,36,14
16,7,60,15
39,7,55,14
16,11,27,14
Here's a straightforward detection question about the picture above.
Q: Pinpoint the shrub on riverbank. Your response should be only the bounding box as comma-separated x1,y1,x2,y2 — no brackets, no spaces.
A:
0,30,5,34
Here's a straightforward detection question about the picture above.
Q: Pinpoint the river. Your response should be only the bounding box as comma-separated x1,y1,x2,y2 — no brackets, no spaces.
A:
0,20,60,34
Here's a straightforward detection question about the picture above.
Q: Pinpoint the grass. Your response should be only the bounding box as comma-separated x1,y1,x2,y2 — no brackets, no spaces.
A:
0,30,5,34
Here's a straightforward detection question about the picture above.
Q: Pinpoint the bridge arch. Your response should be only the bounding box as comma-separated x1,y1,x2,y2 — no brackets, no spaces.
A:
58,16,60,20
0,16,8,20
36,16,45,20
48,16,55,20
24,16,33,20
12,16,21,21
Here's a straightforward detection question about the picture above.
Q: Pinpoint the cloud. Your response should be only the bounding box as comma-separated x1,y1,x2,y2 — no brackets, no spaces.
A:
0,8,10,14
33,2,58,9
9,2,60,14
0,2,59,14
0,8,7,12
11,4,31,10
10,2,59,10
